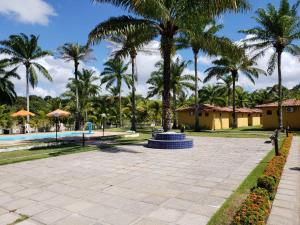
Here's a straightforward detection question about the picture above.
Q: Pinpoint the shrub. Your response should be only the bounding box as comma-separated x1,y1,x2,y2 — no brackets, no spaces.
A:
257,175,276,193
232,135,293,225
232,188,270,225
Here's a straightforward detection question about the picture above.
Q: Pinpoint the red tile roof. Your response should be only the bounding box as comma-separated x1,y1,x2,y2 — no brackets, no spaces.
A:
256,99,300,108
176,104,262,113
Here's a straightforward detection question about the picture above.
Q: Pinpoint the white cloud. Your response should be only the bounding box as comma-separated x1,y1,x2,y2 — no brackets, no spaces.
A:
0,0,56,25
8,55,100,98
235,35,300,91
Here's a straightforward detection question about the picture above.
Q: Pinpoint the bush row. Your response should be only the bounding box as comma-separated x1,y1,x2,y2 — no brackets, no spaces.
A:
232,134,293,225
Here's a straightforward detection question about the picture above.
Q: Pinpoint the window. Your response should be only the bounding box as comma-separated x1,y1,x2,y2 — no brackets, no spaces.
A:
199,113,202,117
220,113,222,117
205,113,209,117
286,107,295,113
189,111,194,116
267,110,272,115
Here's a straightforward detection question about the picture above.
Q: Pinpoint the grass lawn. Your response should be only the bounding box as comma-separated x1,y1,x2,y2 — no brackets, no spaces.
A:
0,144,97,166
178,126,274,139
207,136,285,225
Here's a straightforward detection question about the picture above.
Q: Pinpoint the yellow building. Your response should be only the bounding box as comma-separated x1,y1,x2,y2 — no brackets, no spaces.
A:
256,99,300,130
231,108,262,128
177,104,262,130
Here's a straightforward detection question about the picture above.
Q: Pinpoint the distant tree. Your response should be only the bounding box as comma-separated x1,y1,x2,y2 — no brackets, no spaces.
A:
58,43,93,130
217,75,233,107
236,87,250,108
101,59,131,127
199,85,226,106
240,0,300,129
0,33,52,121
204,55,266,128
0,61,20,105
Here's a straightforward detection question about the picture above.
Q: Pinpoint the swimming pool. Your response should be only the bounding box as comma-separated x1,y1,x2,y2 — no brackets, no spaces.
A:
0,131,92,141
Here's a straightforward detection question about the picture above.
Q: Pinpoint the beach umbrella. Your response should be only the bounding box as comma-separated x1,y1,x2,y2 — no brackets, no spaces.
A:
47,109,71,142
11,109,35,117
47,109,70,118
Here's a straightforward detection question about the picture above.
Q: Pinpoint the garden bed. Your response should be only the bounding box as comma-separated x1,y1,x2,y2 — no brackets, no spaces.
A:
208,134,293,225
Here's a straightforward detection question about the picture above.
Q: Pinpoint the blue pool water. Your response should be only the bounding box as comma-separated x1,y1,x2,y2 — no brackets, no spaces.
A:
0,131,92,141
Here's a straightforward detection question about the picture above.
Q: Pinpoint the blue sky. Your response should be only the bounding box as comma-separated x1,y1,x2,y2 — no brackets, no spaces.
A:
0,0,299,97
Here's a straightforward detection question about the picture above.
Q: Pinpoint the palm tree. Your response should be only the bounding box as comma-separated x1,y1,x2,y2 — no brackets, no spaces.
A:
65,69,100,125
236,87,249,108
204,55,266,128
170,58,194,129
91,0,250,131
177,18,237,131
58,43,93,130
199,85,226,106
89,24,156,132
0,33,52,121
0,61,20,105
217,75,233,106
240,0,300,129
146,61,164,100
101,59,131,127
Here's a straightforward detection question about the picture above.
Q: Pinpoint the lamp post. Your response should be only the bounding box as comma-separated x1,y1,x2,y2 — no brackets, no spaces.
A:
101,113,107,137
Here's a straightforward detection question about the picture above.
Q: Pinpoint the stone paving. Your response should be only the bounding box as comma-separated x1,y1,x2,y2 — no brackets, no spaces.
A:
267,136,300,225
0,137,271,225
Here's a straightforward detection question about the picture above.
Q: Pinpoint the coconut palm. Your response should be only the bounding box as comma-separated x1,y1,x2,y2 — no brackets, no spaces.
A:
89,24,157,131
66,69,100,123
58,43,93,130
170,58,194,129
101,59,131,127
240,0,300,129
204,55,266,128
199,85,226,106
147,59,194,128
0,61,20,105
0,33,52,121
177,18,237,131
236,87,249,108
91,0,250,131
217,75,233,106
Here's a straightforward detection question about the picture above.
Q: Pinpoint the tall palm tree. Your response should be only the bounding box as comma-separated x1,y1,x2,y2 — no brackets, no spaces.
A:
89,24,156,131
240,0,300,129
101,59,131,127
0,33,52,121
91,0,250,131
58,43,93,130
204,55,266,128
177,18,237,131
199,85,226,106
0,61,20,105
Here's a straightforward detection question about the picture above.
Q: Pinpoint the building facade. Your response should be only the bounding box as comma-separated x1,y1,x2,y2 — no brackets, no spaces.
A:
256,99,300,130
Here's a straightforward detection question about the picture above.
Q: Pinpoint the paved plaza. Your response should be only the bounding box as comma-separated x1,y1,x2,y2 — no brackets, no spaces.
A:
0,137,271,225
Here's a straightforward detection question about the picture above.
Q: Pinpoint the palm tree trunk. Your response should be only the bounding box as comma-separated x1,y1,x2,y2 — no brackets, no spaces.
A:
161,33,173,132
26,66,30,123
119,92,122,127
172,87,177,129
194,51,200,131
74,61,80,130
131,56,137,132
277,51,283,130
232,72,237,129
227,86,231,107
